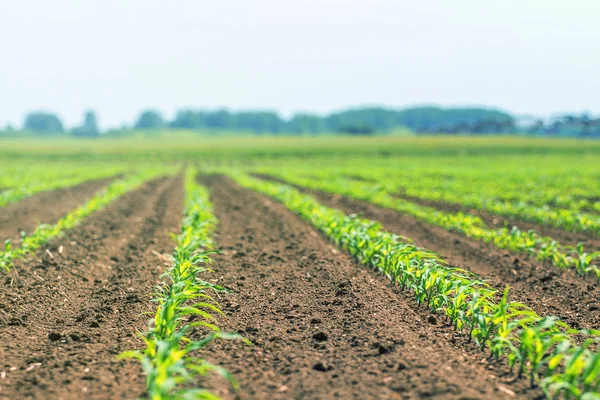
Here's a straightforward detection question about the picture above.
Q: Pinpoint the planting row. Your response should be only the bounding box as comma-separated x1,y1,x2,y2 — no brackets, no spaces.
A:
0,164,129,208
0,166,177,272
252,155,600,233
228,171,600,399
343,163,600,214
325,155,600,213
344,168,600,235
121,167,246,399
252,168,600,281
2,162,598,399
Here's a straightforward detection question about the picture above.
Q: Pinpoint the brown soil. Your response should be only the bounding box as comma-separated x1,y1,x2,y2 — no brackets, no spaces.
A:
399,194,600,251
200,175,539,400
0,175,184,400
253,174,600,331
0,178,115,245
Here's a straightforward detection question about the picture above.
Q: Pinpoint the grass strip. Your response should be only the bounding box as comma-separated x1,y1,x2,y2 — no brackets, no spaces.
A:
121,167,247,400
230,171,600,399
0,168,172,272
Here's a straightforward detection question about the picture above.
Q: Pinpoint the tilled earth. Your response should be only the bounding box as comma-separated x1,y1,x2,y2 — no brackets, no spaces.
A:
254,173,600,331
199,175,538,399
0,177,114,244
0,176,184,399
2,173,582,399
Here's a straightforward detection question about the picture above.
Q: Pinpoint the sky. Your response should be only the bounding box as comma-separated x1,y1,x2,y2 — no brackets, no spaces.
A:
0,0,599,128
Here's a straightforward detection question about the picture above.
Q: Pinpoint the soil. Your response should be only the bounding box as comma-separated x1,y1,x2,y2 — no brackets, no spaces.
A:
0,178,115,245
0,175,184,400
1,171,591,399
398,194,600,251
256,174,600,333
199,175,539,400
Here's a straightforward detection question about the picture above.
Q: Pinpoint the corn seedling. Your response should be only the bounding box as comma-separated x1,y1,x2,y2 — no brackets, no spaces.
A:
256,170,600,283
121,167,249,400
0,169,171,272
230,171,600,399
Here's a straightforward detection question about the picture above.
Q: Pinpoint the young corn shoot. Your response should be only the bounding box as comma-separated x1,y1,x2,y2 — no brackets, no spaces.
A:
230,171,600,399
121,167,248,400
258,171,600,283
0,169,171,272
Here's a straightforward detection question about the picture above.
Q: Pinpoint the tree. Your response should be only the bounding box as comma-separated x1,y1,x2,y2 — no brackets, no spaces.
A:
203,109,233,129
337,123,375,135
134,110,164,130
165,106,519,136
23,112,64,134
286,114,325,134
170,110,205,129
72,110,99,137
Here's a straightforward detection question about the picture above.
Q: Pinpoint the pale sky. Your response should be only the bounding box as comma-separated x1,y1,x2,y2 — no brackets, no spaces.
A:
0,0,599,128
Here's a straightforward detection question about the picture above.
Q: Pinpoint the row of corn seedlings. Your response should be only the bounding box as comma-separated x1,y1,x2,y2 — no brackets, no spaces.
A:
291,156,600,215
229,171,600,399
342,168,600,235
339,163,600,215
121,167,247,400
255,169,600,282
0,167,174,272
0,164,129,208
0,162,113,188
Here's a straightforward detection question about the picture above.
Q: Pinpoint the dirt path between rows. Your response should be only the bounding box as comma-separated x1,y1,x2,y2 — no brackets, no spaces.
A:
0,175,184,400
254,175,599,331
200,175,537,400
398,193,600,251
0,177,115,245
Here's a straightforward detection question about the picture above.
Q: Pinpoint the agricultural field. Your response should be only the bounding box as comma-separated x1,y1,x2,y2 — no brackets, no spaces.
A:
0,136,599,399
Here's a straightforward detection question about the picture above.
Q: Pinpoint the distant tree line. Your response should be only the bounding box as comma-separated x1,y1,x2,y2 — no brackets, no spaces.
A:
165,107,517,135
125,107,521,135
20,110,100,137
522,115,600,138
5,107,600,137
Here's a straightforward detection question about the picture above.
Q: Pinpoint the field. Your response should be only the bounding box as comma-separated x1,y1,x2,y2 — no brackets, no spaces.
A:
0,135,599,399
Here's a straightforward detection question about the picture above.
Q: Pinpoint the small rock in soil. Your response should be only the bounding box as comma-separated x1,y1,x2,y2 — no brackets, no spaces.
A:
8,317,25,326
377,343,394,355
313,361,331,372
125,293,139,302
313,332,328,342
427,315,438,325
48,332,62,341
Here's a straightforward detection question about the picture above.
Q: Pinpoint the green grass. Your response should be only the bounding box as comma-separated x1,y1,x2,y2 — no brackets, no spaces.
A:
1,134,600,161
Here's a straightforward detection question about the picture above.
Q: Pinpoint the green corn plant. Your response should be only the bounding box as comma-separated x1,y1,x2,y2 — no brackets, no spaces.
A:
0,169,172,273
122,167,250,400
0,165,129,208
256,169,599,281
571,243,600,278
227,171,600,400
